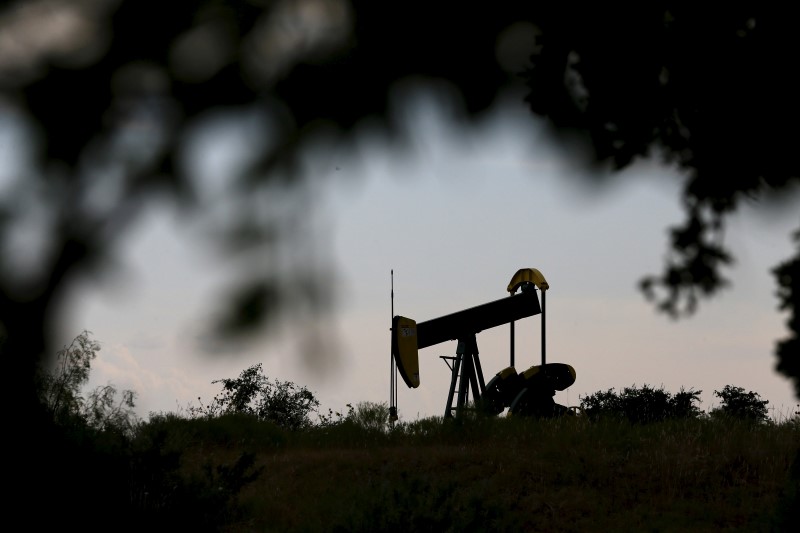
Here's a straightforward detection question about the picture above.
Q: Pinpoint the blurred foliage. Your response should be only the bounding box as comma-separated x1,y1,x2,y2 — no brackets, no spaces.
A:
2,2,800,524
774,230,800,398
520,4,800,395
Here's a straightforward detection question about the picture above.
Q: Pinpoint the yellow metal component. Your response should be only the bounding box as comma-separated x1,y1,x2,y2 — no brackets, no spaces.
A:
497,366,517,379
507,268,549,293
520,364,544,380
521,363,576,391
392,316,420,388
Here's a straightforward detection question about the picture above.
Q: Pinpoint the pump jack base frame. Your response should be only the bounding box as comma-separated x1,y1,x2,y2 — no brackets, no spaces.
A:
441,335,487,418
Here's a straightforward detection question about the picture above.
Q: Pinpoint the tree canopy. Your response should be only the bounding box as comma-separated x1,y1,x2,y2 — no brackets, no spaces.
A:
1,1,798,429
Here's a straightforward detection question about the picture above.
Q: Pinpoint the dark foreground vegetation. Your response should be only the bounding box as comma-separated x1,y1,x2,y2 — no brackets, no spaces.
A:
36,403,800,532
222,414,798,533
25,332,799,532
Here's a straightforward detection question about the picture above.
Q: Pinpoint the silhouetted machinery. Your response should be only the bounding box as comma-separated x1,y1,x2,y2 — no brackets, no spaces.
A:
391,268,576,419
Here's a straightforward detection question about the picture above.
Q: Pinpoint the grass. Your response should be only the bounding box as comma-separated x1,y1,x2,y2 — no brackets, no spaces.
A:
161,414,799,532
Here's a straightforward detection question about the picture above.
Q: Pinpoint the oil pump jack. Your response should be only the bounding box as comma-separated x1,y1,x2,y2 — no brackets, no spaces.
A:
391,268,576,419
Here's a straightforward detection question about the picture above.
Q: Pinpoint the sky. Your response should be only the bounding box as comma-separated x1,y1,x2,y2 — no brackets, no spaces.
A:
50,87,800,423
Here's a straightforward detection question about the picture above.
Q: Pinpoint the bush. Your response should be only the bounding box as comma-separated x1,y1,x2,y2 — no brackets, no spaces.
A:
580,385,702,423
710,385,770,423
349,401,392,432
191,363,320,430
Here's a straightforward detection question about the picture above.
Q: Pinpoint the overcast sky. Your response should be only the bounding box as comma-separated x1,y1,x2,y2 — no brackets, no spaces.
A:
54,87,800,423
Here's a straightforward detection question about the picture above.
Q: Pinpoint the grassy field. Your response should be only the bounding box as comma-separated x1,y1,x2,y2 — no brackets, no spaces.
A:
164,413,799,532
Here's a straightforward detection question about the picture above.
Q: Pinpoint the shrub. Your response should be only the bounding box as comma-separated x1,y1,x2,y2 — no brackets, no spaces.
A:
348,401,392,432
710,385,770,423
317,403,356,427
191,363,320,430
580,385,702,423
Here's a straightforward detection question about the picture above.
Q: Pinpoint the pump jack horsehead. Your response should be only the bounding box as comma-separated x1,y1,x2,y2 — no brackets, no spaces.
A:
391,268,577,419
